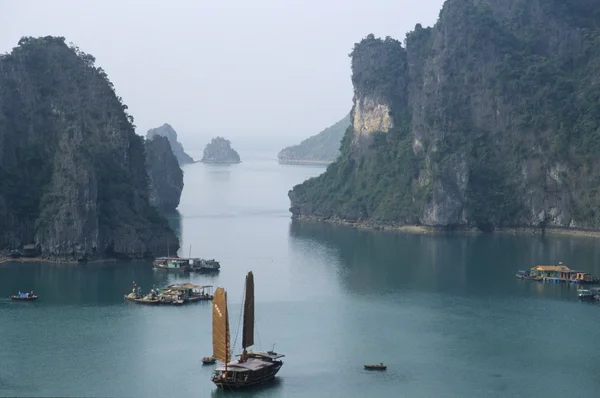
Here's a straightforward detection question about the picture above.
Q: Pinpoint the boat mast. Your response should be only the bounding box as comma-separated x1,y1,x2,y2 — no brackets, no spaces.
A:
242,271,255,351
225,290,228,373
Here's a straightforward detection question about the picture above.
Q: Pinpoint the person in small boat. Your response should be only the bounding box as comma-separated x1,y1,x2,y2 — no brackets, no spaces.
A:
239,349,248,363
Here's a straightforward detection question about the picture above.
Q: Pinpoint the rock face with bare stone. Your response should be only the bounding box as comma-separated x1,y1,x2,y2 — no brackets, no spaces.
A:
0,36,179,259
289,0,600,232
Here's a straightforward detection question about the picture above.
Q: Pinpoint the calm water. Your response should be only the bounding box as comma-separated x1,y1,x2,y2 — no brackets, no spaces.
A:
1,141,600,397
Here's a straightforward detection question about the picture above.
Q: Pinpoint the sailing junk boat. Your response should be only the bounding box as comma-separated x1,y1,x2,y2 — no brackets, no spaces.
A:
210,271,284,389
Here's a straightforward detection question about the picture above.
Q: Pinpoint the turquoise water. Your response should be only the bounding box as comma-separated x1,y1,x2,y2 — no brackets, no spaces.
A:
1,142,599,397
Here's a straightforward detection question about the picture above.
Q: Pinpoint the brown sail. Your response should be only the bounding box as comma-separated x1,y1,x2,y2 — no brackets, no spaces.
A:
212,287,230,363
242,271,254,349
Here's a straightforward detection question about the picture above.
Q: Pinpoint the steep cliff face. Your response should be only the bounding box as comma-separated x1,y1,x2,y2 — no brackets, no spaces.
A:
201,137,241,164
290,0,600,231
145,136,184,212
146,123,195,165
278,114,351,164
0,36,179,258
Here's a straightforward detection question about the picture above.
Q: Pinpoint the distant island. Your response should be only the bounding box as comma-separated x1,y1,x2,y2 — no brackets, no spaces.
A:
146,123,195,165
278,114,351,165
289,0,600,235
0,36,179,261
201,137,241,164
145,136,184,212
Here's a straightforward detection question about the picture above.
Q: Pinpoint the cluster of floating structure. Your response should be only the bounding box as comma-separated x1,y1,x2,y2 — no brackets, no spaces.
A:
516,263,600,301
152,257,220,273
124,283,214,306
516,263,599,284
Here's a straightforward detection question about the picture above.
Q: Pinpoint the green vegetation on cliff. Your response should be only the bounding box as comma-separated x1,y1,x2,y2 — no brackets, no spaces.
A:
290,0,600,231
278,114,351,163
0,36,179,258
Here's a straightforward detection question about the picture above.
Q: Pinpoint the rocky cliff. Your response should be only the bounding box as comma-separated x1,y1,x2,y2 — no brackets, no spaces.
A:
145,136,184,212
278,114,351,164
146,123,195,165
201,137,241,164
0,36,179,259
289,0,600,232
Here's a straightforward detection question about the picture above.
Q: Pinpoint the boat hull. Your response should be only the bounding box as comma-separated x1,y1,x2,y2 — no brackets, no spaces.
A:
11,296,38,301
364,365,387,370
212,362,283,389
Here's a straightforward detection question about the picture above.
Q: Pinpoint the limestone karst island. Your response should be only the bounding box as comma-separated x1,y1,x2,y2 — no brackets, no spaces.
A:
200,137,241,164
278,114,351,165
289,3,600,235
3,0,600,396
0,36,179,262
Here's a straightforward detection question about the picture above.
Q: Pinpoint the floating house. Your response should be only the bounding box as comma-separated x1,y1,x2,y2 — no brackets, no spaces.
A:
530,264,598,283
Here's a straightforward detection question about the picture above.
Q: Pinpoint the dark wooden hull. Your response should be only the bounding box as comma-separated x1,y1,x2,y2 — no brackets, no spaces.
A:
212,362,282,389
11,296,38,301
364,365,387,370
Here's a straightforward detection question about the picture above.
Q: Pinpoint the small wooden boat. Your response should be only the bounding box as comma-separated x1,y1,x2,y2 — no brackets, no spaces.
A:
202,356,216,365
211,272,285,389
11,295,39,301
364,363,387,370
577,289,595,300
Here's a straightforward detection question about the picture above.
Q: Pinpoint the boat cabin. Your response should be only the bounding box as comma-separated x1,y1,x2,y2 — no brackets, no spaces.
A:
234,351,285,362
166,259,189,270
163,283,213,300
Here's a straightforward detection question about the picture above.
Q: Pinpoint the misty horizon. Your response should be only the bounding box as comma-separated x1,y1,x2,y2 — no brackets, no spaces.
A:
0,0,444,143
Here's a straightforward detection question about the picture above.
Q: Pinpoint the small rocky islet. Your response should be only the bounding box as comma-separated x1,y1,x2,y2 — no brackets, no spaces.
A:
200,137,241,164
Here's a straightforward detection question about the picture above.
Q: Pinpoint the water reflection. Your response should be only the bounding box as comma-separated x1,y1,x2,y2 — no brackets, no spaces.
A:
0,261,169,305
209,378,283,398
288,220,469,296
289,219,600,301
204,164,235,183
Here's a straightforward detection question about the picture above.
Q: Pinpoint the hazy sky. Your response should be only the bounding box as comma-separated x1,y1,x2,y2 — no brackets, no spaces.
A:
0,0,444,146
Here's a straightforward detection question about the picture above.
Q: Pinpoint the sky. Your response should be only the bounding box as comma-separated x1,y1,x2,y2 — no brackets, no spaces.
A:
0,0,444,148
